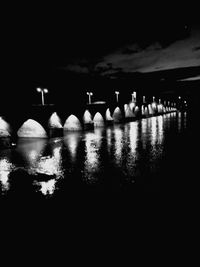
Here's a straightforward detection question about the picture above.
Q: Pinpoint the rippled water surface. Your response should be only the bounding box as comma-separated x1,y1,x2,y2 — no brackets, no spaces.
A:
0,112,193,198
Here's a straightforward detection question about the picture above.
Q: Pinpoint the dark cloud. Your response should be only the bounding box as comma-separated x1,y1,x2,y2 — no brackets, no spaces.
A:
94,28,200,75
65,65,89,74
193,46,200,51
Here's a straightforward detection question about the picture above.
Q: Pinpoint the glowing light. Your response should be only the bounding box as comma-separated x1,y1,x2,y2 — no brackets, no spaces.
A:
151,117,157,145
114,127,123,165
93,112,104,127
36,88,48,105
83,110,93,124
124,104,134,118
129,122,138,154
144,107,149,116
141,105,145,115
0,117,10,136
64,115,82,131
157,104,163,113
152,102,157,109
34,179,56,195
113,107,122,122
106,128,112,153
115,91,120,102
129,102,136,111
17,119,48,138
84,130,102,182
157,116,164,143
64,132,81,161
0,129,10,137
34,143,63,177
148,104,154,115
0,158,13,192
178,112,182,131
134,106,139,116
86,92,93,104
141,118,148,134
124,104,128,112
132,91,136,102
16,138,47,166
105,109,113,121
37,155,61,176
48,112,63,128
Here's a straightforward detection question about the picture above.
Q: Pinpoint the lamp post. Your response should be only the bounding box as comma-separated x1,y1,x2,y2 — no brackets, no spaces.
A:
132,91,136,102
143,96,146,103
115,91,119,103
153,96,155,102
36,88,48,105
159,99,161,104
87,92,93,104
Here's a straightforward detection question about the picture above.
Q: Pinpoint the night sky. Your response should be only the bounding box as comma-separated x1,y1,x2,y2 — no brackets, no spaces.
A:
2,6,200,109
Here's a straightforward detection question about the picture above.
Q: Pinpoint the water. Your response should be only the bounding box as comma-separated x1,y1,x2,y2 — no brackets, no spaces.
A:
0,112,194,199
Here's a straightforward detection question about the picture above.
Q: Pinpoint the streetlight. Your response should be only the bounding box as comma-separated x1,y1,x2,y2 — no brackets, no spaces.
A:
36,87,48,105
143,96,146,103
132,91,136,102
87,92,93,104
178,96,181,100
153,96,155,102
159,99,161,104
115,91,119,103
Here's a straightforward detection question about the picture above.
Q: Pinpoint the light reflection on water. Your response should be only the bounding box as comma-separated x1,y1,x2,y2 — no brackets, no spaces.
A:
0,158,14,193
0,112,187,195
64,133,81,162
113,126,123,166
83,129,103,183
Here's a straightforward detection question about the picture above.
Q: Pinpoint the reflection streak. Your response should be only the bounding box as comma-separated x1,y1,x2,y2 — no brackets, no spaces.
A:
84,130,102,182
34,179,56,195
114,127,123,166
0,158,13,192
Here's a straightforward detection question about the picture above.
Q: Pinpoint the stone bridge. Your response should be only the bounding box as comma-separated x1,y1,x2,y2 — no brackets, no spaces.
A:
0,101,176,140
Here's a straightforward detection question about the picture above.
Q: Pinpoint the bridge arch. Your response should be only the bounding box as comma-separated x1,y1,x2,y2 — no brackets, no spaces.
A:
64,115,82,131
17,119,48,138
48,112,63,128
93,112,105,127
0,116,11,137
113,107,123,122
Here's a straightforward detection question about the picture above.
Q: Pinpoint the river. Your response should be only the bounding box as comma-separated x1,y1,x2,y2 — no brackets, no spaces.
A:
0,112,195,200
